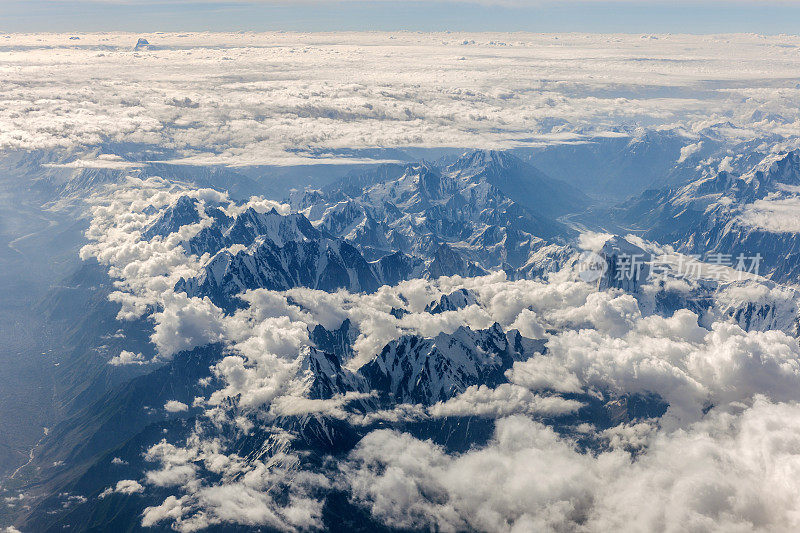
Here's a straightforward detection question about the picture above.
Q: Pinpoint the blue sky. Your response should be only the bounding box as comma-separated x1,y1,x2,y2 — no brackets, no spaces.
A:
2,1,800,34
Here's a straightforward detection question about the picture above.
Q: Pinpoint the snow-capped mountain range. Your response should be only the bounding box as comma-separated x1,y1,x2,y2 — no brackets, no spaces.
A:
595,235,800,336
615,149,800,284
291,150,584,272
163,151,589,308
8,144,800,533
9,29,800,533
360,322,543,405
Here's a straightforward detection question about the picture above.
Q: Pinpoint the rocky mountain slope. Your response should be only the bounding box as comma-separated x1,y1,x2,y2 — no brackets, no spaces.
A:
614,149,800,285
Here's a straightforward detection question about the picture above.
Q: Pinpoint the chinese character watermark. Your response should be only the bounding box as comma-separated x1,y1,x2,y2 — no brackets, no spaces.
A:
577,250,762,283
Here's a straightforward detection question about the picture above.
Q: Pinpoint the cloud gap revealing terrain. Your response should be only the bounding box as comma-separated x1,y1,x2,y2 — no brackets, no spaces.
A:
2,31,800,532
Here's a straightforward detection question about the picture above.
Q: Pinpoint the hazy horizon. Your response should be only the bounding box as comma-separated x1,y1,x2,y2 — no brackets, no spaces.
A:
4,1,800,34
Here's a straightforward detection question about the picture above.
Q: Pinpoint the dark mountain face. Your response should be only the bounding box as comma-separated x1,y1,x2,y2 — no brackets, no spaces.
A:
175,206,426,310
310,319,358,362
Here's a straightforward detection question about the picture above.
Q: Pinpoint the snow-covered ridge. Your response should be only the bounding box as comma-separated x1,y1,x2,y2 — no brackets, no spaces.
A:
142,150,591,309
294,150,580,276
592,234,800,336
616,149,800,285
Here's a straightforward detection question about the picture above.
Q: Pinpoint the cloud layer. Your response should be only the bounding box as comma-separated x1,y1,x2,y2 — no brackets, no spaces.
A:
3,32,800,165
344,399,800,533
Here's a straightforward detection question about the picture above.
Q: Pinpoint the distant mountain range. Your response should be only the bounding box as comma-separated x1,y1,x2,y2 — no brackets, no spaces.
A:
164,150,590,309
292,151,585,271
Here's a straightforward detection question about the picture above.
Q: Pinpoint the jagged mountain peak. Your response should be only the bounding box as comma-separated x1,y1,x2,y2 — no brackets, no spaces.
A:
359,323,538,405
742,149,800,188
362,162,457,211
445,149,589,219
299,346,370,401
141,195,200,240
223,207,320,248
447,149,521,175
425,288,479,314
675,149,800,205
